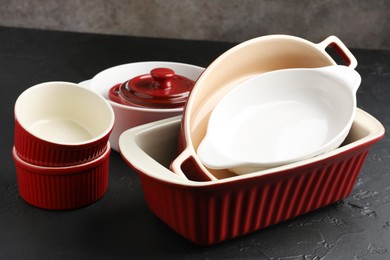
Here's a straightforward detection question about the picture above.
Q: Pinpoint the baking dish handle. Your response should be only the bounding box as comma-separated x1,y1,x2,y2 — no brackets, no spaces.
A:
318,35,358,69
170,147,216,181
170,148,191,179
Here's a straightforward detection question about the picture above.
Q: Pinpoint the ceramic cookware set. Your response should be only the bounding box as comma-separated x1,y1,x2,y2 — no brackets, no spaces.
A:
13,35,384,244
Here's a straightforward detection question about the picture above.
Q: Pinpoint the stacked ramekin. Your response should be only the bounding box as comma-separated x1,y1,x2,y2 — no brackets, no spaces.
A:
13,82,115,210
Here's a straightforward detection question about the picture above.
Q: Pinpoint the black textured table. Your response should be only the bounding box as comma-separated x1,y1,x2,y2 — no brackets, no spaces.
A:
1,26,389,259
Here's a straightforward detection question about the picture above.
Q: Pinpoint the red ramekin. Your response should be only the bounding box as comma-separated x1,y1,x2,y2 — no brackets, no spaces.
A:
13,142,111,210
14,81,114,167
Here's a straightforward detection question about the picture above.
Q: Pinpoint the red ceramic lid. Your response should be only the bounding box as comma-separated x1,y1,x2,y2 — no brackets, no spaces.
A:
108,68,195,108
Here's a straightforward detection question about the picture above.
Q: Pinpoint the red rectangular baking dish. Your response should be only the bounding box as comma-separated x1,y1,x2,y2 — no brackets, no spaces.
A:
119,108,384,245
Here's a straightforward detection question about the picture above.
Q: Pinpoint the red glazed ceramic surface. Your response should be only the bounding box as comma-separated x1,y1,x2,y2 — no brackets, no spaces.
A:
108,68,195,108
119,109,384,245
88,62,204,152
13,143,111,210
14,82,114,167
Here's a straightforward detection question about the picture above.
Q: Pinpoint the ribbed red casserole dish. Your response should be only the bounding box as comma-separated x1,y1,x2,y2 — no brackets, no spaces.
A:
119,109,384,245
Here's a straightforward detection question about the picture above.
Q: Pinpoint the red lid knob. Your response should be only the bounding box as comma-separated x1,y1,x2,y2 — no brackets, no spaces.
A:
150,68,175,89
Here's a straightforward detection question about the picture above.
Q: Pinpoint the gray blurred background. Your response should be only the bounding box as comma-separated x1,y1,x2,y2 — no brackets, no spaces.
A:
0,0,389,50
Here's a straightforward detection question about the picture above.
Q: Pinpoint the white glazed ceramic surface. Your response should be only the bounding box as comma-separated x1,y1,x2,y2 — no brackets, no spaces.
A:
119,109,384,185
170,35,358,180
197,66,361,174
15,81,114,145
89,61,204,151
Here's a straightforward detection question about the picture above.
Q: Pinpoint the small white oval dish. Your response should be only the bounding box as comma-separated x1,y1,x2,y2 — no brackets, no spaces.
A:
197,65,361,174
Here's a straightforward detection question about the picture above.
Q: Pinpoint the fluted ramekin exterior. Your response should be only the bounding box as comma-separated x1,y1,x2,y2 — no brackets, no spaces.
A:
13,143,110,210
14,119,111,167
